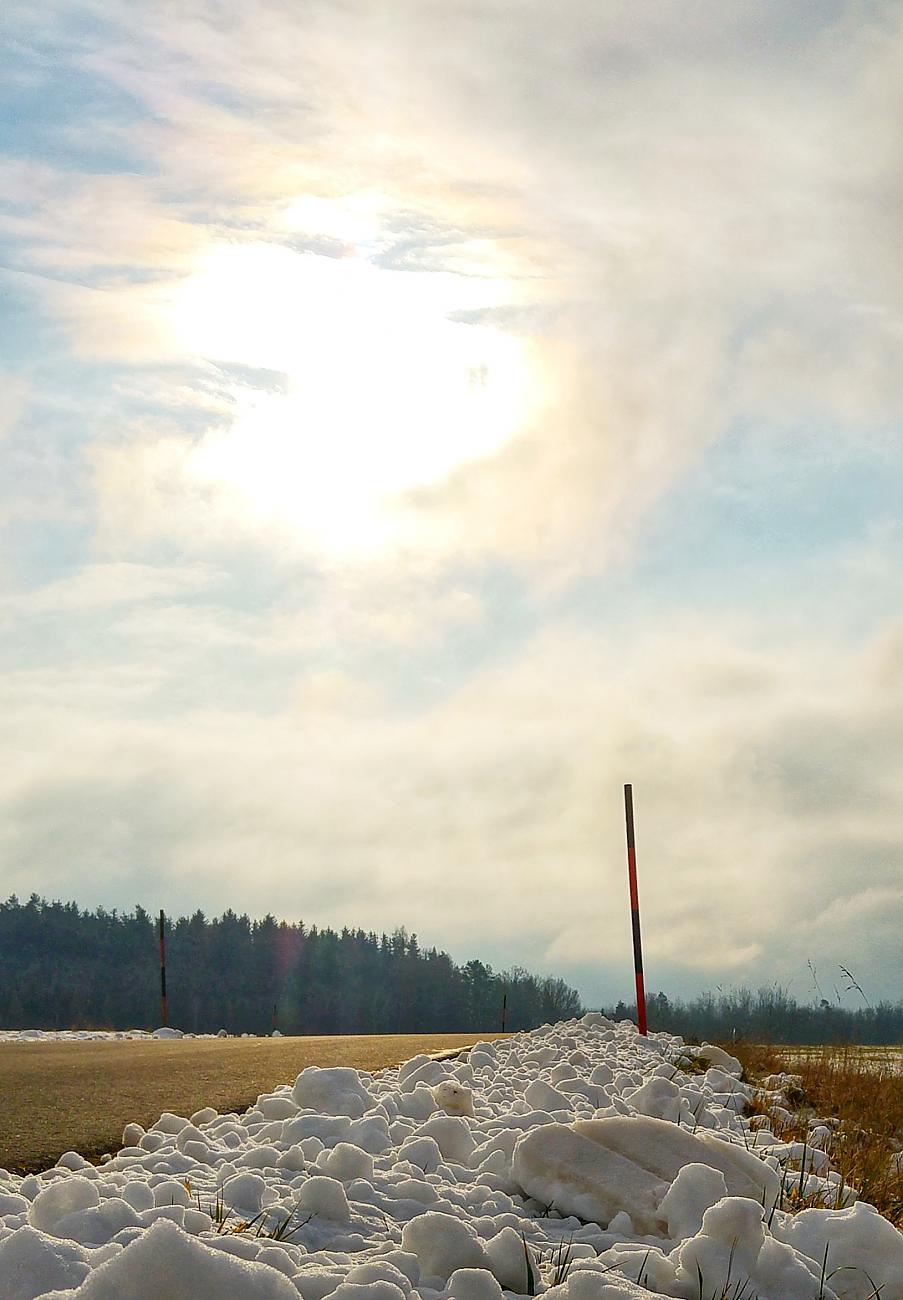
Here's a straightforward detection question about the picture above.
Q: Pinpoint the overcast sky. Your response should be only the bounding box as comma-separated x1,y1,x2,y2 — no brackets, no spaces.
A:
2,1,902,1006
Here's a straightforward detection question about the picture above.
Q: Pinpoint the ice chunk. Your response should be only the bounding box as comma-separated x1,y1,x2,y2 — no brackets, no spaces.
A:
292,1068,375,1118
401,1211,491,1279
511,1124,665,1232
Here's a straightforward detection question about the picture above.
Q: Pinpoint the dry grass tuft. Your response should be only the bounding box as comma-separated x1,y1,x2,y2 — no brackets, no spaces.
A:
728,1041,903,1228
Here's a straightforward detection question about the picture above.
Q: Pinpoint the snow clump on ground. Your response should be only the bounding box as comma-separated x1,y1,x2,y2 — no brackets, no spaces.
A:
0,1013,900,1299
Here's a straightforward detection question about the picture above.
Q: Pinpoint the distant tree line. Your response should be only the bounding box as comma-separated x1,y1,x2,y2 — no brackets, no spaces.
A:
0,895,583,1035
602,986,903,1045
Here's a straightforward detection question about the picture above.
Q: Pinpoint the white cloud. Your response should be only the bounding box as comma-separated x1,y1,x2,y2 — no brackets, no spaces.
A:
1,592,900,1000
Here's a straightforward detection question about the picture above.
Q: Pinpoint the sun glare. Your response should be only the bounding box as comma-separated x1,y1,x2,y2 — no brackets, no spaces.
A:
169,241,538,551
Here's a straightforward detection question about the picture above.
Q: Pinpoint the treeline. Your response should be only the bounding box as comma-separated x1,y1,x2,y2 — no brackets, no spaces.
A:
0,895,582,1035
602,987,903,1045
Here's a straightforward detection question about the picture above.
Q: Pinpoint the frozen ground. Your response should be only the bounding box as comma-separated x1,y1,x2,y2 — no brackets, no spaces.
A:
0,1014,900,1300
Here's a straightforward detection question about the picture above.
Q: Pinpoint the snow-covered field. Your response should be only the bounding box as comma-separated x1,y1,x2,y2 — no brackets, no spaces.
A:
0,1029,221,1043
1,1014,900,1300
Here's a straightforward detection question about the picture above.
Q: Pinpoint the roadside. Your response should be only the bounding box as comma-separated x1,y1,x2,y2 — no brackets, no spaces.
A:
728,1040,903,1228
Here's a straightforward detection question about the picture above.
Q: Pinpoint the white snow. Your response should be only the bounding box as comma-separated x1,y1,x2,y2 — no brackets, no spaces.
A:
0,1029,224,1043
0,1015,900,1300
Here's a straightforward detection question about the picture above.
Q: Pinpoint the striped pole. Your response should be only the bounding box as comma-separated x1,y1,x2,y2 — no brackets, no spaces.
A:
623,784,648,1035
158,909,168,1028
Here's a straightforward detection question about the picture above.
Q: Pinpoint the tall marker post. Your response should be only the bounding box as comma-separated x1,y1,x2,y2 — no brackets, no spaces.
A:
623,784,648,1035
158,909,168,1028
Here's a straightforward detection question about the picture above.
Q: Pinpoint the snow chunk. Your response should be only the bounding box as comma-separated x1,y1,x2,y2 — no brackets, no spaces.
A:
293,1068,376,1118
432,1082,474,1117
331,1284,406,1300
777,1200,903,1300
298,1176,351,1221
574,1115,780,1203
696,1043,743,1077
658,1163,728,1240
38,1218,299,1298
401,1211,491,1279
673,1196,832,1300
416,1116,475,1164
511,1123,665,1233
0,1225,91,1299
28,1177,100,1234
442,1267,504,1300
322,1143,374,1182
484,1226,537,1292
523,1080,573,1113
623,1075,687,1123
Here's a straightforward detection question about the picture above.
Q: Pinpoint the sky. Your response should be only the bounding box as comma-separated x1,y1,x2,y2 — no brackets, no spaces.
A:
1,0,902,1008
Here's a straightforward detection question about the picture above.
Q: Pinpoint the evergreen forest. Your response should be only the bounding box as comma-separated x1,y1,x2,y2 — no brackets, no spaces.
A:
0,895,583,1034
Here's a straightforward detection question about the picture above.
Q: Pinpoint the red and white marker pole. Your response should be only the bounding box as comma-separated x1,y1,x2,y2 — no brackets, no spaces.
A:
158,909,168,1028
623,784,648,1036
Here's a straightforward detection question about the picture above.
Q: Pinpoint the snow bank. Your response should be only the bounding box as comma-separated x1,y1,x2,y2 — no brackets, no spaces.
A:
0,1029,223,1043
1,1016,900,1300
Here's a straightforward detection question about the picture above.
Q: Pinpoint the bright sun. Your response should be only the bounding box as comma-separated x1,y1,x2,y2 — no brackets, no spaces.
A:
168,240,538,552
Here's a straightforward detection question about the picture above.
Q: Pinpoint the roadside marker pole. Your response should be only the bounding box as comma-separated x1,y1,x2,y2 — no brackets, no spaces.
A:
501,991,508,1032
158,909,168,1028
623,784,648,1036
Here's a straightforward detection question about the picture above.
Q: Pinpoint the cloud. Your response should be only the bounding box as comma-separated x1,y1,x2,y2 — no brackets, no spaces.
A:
1,582,901,1001
0,376,28,440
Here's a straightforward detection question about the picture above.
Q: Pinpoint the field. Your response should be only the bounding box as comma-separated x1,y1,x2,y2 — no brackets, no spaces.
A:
0,1032,500,1174
730,1041,903,1227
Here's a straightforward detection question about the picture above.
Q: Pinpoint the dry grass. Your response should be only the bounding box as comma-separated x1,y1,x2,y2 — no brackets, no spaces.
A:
728,1041,903,1228
0,1032,505,1175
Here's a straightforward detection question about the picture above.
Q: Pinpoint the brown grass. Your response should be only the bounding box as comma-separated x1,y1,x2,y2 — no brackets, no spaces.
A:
728,1041,903,1228
0,1032,506,1175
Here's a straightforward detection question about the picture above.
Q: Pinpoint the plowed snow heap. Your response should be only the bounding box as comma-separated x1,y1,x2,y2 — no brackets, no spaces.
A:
1,1015,900,1299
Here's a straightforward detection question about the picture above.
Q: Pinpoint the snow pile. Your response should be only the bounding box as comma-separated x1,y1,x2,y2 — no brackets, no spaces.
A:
0,1014,900,1299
